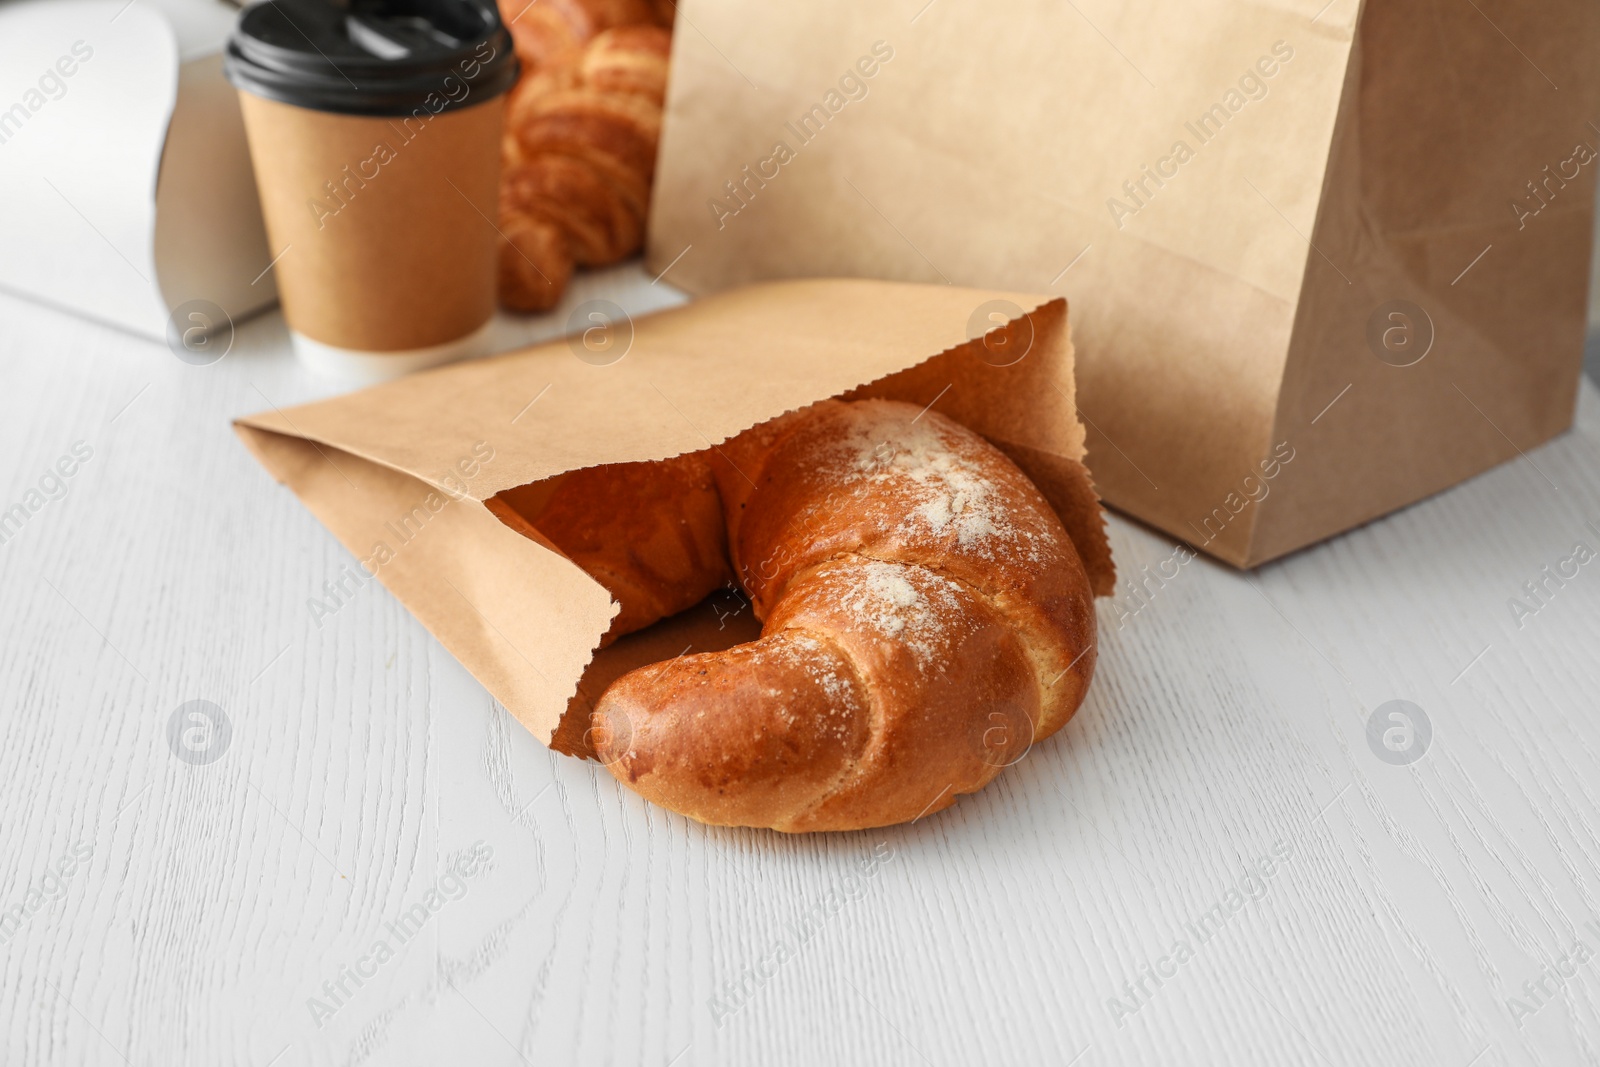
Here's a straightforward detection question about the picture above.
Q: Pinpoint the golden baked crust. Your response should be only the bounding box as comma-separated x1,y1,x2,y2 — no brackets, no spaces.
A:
563,398,1098,831
487,453,731,645
499,0,666,72
496,23,671,311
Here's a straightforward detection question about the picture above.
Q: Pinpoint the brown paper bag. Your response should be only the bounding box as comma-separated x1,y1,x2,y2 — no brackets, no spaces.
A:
235,279,1113,752
646,0,1600,566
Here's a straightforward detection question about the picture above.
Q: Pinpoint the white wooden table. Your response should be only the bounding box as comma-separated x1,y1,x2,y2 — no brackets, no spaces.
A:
4,263,1600,1067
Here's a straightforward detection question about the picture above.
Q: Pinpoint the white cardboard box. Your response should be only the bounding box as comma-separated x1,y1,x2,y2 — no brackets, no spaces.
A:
0,0,274,342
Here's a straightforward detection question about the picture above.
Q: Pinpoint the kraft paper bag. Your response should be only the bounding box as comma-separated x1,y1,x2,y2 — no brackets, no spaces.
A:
646,0,1600,567
235,279,1113,754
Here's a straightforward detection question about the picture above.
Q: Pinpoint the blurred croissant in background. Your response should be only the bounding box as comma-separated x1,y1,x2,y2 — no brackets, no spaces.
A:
496,0,674,311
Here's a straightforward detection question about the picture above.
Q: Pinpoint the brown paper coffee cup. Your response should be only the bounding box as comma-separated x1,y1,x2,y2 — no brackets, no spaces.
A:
238,93,504,377
225,1,518,382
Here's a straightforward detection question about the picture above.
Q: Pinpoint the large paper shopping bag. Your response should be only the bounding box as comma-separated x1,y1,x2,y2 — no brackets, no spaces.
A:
647,0,1600,565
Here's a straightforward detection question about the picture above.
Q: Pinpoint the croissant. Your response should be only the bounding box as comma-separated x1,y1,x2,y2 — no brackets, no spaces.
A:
485,451,731,645
498,0,668,72
497,24,672,311
496,399,1099,832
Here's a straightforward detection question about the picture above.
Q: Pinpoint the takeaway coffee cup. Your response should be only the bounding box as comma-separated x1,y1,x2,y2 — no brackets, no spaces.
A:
225,0,517,382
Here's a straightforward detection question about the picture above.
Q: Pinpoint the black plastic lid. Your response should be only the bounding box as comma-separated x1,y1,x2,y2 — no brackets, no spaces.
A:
224,0,518,116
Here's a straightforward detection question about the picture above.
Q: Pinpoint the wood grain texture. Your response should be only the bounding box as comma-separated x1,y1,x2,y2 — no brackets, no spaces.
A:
2,263,1599,1066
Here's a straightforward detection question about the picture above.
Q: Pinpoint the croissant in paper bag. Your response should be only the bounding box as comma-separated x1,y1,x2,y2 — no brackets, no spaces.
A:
494,398,1098,831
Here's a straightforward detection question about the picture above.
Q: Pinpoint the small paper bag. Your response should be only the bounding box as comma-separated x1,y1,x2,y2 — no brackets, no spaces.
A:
236,279,1113,751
